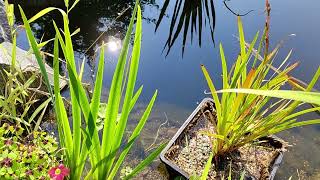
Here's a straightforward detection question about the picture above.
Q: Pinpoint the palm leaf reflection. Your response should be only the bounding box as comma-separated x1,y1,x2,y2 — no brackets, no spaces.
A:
155,0,215,56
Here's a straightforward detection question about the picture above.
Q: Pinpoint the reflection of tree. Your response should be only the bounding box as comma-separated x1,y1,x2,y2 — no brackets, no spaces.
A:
156,0,216,56
13,0,158,58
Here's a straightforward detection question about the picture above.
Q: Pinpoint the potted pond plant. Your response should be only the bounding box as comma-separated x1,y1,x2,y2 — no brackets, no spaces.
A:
160,17,320,179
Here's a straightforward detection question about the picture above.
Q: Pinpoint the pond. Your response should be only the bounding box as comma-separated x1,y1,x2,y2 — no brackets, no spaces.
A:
13,0,320,179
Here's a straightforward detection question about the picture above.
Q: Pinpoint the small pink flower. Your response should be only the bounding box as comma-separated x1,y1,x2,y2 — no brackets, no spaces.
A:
48,164,70,180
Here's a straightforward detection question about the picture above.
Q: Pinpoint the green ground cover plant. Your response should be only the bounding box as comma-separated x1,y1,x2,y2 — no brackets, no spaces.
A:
0,123,60,179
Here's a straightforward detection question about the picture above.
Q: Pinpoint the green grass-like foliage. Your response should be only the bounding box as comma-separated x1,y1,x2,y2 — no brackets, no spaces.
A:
0,64,51,132
19,0,165,179
1,1,51,132
0,68,38,128
201,16,320,157
0,123,59,179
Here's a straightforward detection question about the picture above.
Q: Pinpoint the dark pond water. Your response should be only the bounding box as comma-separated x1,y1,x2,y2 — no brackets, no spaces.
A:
13,0,320,179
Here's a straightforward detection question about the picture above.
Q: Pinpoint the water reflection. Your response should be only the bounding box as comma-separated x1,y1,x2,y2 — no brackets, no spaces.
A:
14,0,217,58
106,36,122,52
155,0,215,56
13,0,158,58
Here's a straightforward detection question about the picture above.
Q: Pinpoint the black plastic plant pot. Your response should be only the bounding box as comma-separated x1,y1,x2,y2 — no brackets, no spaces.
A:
160,98,285,180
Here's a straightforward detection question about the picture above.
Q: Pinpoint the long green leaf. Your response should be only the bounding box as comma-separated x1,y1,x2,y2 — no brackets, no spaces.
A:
123,143,166,180
28,97,52,124
112,3,143,161
53,36,73,163
19,6,53,98
218,89,320,105
201,65,222,131
28,7,57,23
201,153,213,180
101,1,140,176
58,15,101,177
108,90,158,179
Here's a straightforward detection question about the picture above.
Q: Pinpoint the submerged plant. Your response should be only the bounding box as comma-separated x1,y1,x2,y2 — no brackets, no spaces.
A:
19,0,165,179
201,16,320,159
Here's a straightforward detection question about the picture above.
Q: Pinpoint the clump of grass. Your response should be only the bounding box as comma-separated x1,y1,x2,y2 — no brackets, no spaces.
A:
0,66,51,132
19,0,165,179
201,16,320,159
0,0,51,133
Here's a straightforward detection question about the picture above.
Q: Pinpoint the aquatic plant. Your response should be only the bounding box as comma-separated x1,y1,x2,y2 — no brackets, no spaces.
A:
19,0,165,179
201,16,320,158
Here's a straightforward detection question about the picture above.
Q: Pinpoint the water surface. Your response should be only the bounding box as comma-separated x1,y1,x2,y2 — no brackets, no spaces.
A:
14,0,320,179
